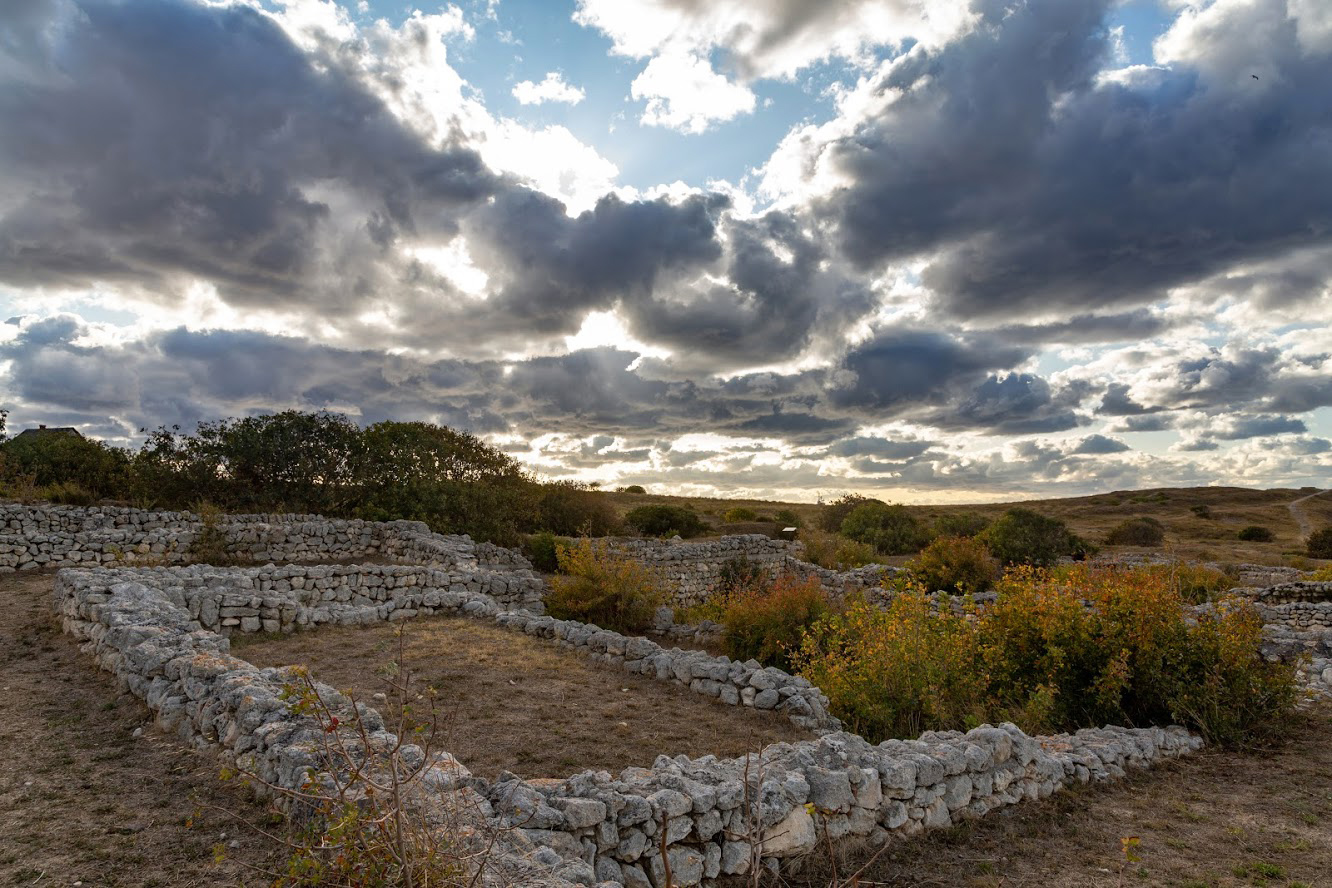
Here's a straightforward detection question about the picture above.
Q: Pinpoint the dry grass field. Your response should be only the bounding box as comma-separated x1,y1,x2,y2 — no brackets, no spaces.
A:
606,486,1332,567
232,616,811,780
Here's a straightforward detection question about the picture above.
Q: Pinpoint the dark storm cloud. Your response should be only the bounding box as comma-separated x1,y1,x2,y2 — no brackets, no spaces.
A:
918,374,1088,436
827,436,934,461
466,190,729,338
726,408,855,445
818,0,1332,320
990,310,1173,347
1072,434,1130,455
0,0,498,309
1129,346,1332,418
827,329,1029,411
1106,414,1175,434
1098,383,1163,417
0,0,811,363
620,211,876,368
1213,415,1307,441
1174,438,1219,452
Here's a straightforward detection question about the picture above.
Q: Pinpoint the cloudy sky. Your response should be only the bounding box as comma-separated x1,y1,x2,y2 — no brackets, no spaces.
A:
1,0,1330,503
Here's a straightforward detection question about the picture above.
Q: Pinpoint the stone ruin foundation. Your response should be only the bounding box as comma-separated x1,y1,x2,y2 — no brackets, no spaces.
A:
19,502,1318,886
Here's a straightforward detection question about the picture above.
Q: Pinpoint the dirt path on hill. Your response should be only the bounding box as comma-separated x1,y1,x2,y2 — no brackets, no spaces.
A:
1288,489,1327,540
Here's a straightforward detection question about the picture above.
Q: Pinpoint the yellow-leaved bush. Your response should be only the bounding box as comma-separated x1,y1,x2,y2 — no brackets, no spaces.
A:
546,538,666,634
792,565,1298,746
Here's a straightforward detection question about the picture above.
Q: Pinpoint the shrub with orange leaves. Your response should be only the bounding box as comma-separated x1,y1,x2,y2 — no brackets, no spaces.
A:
721,573,835,671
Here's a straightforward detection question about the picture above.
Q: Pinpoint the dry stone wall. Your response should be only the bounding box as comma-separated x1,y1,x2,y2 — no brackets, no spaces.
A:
0,502,535,575
33,505,1216,886
606,535,897,608
1231,581,1332,697
53,565,1202,887
64,562,547,630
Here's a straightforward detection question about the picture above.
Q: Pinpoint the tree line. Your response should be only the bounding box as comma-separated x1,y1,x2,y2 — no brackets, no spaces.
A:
0,410,618,544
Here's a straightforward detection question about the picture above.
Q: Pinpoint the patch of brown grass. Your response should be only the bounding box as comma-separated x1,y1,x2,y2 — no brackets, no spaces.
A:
233,615,812,780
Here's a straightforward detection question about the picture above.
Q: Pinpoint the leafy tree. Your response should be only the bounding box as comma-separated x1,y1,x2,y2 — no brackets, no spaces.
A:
135,411,365,513
979,508,1082,567
932,511,992,538
1237,525,1273,543
907,535,998,595
819,493,885,532
526,480,620,537
1106,517,1165,547
2,432,132,500
1307,527,1332,559
840,501,930,555
356,420,530,542
623,504,707,538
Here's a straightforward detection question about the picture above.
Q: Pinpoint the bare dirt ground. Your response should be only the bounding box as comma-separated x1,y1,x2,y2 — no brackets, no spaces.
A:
0,570,279,887
1288,489,1329,540
233,616,812,780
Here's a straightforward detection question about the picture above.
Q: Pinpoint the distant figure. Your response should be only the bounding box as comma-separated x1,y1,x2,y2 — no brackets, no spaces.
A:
1252,74,1259,80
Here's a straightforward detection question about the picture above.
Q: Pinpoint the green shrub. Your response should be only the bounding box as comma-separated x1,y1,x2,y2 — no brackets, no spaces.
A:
719,554,768,596
1308,565,1332,581
1161,563,1232,604
546,538,666,633
906,536,997,595
979,508,1080,567
623,504,707,538
1237,525,1274,543
1106,517,1165,547
524,531,572,573
774,509,801,528
1308,527,1332,559
722,506,759,523
2,433,132,500
818,494,885,533
799,529,876,570
932,512,992,538
528,481,620,537
40,480,97,506
618,484,646,494
1190,504,1213,519
840,502,931,555
721,574,834,671
186,501,248,566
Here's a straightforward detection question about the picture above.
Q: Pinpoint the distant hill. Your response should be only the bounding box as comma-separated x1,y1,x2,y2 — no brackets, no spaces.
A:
602,485,1332,567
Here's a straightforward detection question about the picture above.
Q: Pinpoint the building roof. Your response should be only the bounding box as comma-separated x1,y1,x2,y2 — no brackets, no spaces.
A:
13,425,83,440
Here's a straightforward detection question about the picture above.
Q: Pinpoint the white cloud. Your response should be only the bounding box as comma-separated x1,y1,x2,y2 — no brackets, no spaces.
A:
1108,24,1129,63
483,121,619,214
574,0,974,80
631,51,756,133
272,8,618,214
512,71,586,105
576,0,973,135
